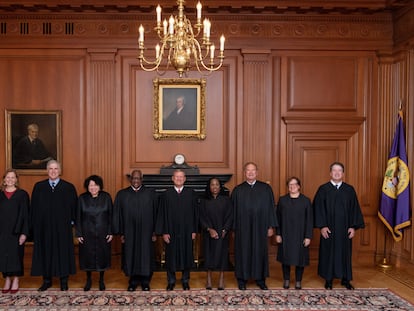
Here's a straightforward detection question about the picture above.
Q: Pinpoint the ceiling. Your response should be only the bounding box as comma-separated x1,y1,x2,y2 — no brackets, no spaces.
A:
0,0,411,14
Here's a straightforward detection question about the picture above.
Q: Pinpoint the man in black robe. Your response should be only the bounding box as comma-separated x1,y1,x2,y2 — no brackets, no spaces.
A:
155,169,198,291
113,170,157,291
231,162,278,290
313,162,365,290
30,160,77,291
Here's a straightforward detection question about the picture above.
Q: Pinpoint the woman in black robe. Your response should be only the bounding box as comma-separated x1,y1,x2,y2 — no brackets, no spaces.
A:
75,175,113,291
275,177,313,290
0,169,29,294
199,177,233,290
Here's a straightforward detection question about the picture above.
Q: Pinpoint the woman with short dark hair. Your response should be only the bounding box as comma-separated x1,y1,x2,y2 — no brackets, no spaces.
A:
75,175,113,291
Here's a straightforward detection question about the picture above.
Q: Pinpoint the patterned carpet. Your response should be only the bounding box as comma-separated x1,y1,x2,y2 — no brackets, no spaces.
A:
0,288,413,311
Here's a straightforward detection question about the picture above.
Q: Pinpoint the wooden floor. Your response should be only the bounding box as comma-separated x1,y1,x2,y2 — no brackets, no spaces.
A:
11,255,414,305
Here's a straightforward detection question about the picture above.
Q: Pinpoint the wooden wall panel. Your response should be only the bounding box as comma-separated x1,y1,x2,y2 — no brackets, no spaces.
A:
85,49,121,196
288,56,358,111
0,50,86,193
241,51,274,185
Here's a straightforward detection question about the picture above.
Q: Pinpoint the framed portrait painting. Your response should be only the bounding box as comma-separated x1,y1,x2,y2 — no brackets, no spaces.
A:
153,78,206,140
5,110,62,174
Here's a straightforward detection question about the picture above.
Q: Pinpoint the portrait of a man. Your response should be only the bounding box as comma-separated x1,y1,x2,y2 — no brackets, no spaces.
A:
6,111,61,171
162,89,198,131
153,78,206,140
163,95,197,130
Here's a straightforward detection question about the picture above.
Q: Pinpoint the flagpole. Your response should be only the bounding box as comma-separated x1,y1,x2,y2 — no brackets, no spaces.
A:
378,229,392,268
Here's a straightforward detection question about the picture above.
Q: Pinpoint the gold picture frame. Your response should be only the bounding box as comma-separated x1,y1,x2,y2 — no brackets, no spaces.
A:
5,110,62,175
153,78,206,140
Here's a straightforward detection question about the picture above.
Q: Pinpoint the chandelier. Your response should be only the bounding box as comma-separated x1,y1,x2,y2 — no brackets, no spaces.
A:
137,0,225,77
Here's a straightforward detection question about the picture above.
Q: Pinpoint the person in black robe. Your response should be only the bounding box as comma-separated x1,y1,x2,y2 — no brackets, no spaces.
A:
30,160,78,291
199,177,233,290
231,162,278,290
113,170,157,291
275,176,313,290
155,169,198,291
75,175,113,291
313,162,365,290
0,169,29,294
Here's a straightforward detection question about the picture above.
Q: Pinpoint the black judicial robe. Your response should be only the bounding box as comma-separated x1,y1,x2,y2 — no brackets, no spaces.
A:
276,194,313,267
231,181,278,281
199,194,233,270
155,187,198,272
0,189,30,275
313,182,365,281
113,186,156,277
30,179,77,277
75,191,113,271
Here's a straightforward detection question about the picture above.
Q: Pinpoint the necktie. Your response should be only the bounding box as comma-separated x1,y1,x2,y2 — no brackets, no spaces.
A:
51,182,55,190
178,189,181,194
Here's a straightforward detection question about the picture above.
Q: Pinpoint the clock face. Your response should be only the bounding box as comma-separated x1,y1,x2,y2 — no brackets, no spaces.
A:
174,154,185,165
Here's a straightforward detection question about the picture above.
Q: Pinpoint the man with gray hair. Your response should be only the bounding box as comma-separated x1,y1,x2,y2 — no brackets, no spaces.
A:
30,160,78,291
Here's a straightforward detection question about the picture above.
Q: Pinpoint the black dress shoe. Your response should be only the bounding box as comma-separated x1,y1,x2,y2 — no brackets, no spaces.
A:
341,281,354,290
295,281,302,290
283,280,290,289
60,277,68,291
238,284,246,290
60,283,68,291
324,280,333,290
141,284,150,291
166,283,175,291
127,284,137,291
84,279,91,291
38,282,52,292
182,283,190,290
99,280,106,291
258,284,268,290
218,287,224,290
206,286,212,290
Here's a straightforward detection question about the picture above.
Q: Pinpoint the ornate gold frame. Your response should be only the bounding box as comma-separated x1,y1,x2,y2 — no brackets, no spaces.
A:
5,110,62,175
153,78,206,140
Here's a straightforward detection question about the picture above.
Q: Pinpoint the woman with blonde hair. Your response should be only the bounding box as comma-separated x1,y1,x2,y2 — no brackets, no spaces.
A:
0,169,29,294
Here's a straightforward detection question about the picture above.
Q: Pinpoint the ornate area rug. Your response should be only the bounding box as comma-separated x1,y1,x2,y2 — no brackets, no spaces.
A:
0,288,413,311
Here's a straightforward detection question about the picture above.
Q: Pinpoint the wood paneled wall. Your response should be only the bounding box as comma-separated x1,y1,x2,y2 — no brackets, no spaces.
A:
1,2,414,265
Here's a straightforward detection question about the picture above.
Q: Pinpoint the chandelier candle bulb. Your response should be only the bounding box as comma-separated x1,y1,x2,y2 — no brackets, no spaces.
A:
203,19,207,36
205,19,211,38
196,2,202,20
163,19,168,35
169,16,174,35
210,45,215,60
220,35,225,52
156,5,162,24
156,44,160,58
138,25,144,43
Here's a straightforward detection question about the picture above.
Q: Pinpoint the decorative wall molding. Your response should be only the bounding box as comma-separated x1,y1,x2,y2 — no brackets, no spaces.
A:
0,0,410,14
